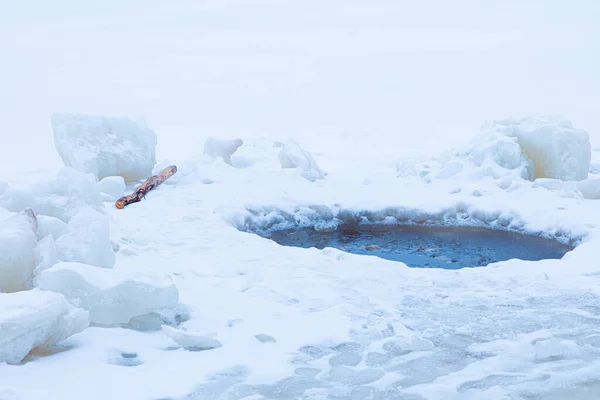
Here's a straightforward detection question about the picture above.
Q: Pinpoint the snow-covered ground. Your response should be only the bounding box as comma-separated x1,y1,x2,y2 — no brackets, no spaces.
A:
2,1,600,399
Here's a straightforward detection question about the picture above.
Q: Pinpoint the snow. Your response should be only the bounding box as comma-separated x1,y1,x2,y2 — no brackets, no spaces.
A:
55,207,115,269
203,138,243,166
278,139,326,182
0,289,89,364
96,176,125,200
0,209,38,293
162,326,223,351
37,262,179,325
395,116,591,193
577,178,600,199
490,116,591,181
0,168,104,223
52,113,157,182
2,1,600,399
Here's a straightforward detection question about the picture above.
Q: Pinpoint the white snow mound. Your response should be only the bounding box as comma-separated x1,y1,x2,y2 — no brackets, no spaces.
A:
162,325,223,351
404,116,590,185
97,176,125,200
482,116,590,181
0,289,89,364
278,139,326,182
52,113,157,182
55,207,115,269
577,178,600,199
203,138,243,165
0,210,38,293
0,168,104,223
37,262,179,325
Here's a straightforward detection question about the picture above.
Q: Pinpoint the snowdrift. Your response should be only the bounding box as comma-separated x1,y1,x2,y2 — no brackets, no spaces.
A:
52,113,157,182
398,116,591,187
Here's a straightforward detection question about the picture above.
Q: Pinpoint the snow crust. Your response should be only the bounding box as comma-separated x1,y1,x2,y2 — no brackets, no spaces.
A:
203,138,243,165
52,113,157,182
0,210,38,293
55,207,115,269
0,289,89,364
37,262,179,325
278,139,326,182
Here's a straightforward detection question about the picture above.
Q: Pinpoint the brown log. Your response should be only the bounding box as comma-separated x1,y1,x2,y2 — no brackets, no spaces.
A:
115,165,177,209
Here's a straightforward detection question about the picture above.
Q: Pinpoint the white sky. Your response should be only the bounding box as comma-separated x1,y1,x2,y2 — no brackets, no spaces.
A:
1,0,598,172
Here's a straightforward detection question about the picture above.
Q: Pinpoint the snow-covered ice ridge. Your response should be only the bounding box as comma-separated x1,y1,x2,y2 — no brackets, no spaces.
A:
232,203,585,247
3,115,600,399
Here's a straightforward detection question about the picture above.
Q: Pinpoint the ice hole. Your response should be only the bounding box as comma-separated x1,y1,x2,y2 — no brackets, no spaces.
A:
263,224,574,269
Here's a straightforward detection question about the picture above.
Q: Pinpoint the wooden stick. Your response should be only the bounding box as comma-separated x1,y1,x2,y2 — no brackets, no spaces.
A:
115,165,177,209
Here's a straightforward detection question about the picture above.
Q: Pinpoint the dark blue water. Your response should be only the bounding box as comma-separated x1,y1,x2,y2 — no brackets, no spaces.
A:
266,225,573,269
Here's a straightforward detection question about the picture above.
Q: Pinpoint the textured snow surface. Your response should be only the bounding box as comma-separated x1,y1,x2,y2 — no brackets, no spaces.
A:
4,126,600,399
52,113,157,182
0,210,38,293
0,289,89,364
37,262,179,325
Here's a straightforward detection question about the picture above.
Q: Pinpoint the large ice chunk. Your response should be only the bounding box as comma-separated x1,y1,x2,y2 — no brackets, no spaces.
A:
162,326,223,351
203,138,243,165
55,207,115,269
0,209,38,293
36,215,67,240
37,262,179,325
484,116,591,181
52,113,157,182
0,289,89,364
0,167,104,223
30,235,58,288
97,176,125,200
278,139,326,182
